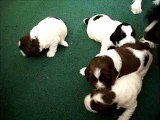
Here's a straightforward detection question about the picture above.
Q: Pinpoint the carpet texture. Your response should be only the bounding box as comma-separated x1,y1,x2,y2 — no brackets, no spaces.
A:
0,0,160,120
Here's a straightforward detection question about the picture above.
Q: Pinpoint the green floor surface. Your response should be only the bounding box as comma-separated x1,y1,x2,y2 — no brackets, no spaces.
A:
0,0,160,120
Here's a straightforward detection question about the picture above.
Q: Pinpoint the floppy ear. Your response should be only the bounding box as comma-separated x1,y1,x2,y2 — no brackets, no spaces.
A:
103,91,116,104
99,71,113,88
110,26,126,45
99,67,118,88
83,18,89,25
30,39,39,55
110,31,118,45
85,67,92,82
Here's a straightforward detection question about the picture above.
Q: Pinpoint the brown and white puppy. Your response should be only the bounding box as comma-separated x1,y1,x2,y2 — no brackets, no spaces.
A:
80,41,153,89
18,17,68,57
84,72,151,120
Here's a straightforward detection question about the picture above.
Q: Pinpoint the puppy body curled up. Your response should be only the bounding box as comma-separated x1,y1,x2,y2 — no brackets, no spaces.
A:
84,72,144,120
18,17,68,57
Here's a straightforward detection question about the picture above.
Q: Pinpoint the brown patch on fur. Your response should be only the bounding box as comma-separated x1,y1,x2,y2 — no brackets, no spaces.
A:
116,42,151,77
19,34,40,56
116,48,140,77
85,56,118,89
90,89,117,113
121,42,151,51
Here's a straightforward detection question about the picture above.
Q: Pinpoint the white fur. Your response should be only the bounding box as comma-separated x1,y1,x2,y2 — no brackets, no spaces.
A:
97,49,122,73
84,94,97,113
80,67,86,76
94,68,101,79
86,14,121,43
96,80,105,89
84,14,123,52
131,0,142,14
153,0,160,5
112,73,141,120
131,0,160,14
30,17,68,57
84,14,136,53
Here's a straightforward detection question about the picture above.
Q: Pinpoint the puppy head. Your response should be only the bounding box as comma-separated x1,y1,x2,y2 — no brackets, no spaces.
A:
110,23,136,46
84,89,117,113
85,56,118,89
18,34,40,56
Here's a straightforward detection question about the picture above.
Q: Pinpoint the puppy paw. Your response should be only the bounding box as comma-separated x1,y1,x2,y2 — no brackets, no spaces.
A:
153,0,160,5
47,51,55,57
80,67,86,76
131,1,142,14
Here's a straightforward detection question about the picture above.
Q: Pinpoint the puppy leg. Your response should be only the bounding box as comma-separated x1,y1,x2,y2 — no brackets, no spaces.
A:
118,101,137,120
47,37,60,57
80,67,86,76
59,40,69,47
131,0,142,14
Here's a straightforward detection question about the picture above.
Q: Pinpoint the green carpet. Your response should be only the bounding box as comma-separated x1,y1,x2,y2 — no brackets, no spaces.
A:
0,0,160,120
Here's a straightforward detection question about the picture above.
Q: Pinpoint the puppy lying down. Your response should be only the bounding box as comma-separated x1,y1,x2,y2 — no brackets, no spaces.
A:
83,14,136,53
80,41,153,90
84,72,143,120
80,41,153,120
18,17,68,57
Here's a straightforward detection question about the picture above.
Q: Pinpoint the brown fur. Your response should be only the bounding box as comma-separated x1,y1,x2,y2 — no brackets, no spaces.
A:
19,34,40,56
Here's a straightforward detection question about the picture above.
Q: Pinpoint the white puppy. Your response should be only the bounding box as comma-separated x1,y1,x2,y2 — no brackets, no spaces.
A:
131,0,160,14
83,14,136,53
18,17,68,57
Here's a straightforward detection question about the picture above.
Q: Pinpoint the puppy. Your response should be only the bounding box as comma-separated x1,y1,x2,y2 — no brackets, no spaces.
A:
131,0,160,14
143,4,160,44
83,14,136,53
142,4,160,66
80,41,153,89
18,17,68,57
84,72,146,120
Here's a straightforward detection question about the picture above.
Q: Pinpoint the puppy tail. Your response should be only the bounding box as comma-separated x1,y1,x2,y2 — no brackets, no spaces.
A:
139,38,157,48
83,18,89,25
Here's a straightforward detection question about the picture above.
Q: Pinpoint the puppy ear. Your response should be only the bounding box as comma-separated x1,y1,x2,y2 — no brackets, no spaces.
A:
99,72,113,87
30,39,39,55
83,18,89,25
110,24,126,45
110,31,118,45
102,91,116,104
85,67,91,81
